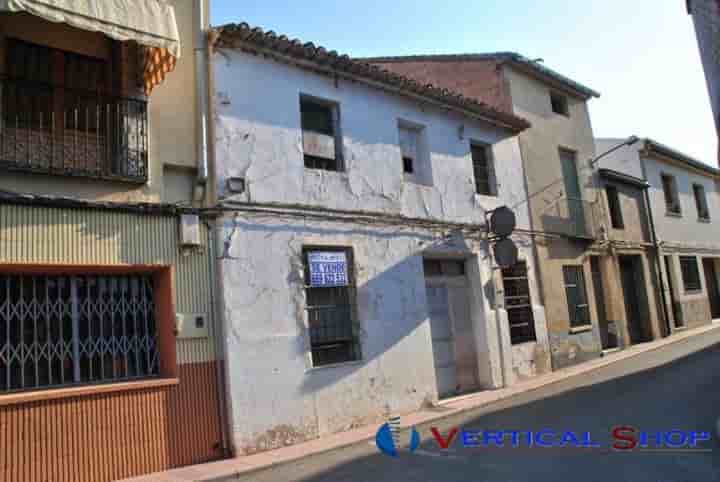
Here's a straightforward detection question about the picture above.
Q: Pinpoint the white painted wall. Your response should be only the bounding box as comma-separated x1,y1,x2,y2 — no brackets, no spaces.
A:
213,48,548,453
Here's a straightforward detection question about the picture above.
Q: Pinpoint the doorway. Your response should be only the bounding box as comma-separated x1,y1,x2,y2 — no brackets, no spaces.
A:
702,258,720,319
619,255,651,344
424,259,479,399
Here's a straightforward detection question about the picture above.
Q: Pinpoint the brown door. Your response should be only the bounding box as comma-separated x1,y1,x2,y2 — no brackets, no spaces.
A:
619,256,651,344
702,258,720,319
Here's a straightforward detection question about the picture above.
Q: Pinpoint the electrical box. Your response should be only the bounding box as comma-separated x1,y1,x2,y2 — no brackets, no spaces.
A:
176,313,209,339
179,214,201,247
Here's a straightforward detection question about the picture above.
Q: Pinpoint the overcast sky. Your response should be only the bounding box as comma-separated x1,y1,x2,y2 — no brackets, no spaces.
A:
212,0,716,165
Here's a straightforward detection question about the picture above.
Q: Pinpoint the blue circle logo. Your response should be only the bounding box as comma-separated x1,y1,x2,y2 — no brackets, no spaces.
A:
375,418,421,457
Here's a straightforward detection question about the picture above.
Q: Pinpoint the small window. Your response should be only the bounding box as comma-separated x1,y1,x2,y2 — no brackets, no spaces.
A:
300,96,342,171
471,143,496,196
399,124,420,176
502,261,536,344
693,183,710,220
550,92,569,116
661,174,681,215
605,185,624,229
679,256,702,292
563,265,591,328
303,247,361,366
423,259,466,277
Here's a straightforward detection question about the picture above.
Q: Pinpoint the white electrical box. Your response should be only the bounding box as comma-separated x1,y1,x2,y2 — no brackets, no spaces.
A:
176,313,209,339
179,214,201,246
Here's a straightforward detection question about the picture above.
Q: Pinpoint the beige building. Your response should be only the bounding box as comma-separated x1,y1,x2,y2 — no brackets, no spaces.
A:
0,1,227,481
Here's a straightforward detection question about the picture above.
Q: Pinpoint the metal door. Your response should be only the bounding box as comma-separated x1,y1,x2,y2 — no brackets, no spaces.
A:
425,275,478,399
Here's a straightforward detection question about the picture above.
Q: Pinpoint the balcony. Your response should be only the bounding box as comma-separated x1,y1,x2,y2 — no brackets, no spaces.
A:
0,78,148,183
540,196,599,240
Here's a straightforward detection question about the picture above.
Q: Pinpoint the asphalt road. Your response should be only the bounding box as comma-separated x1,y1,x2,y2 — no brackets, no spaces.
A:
229,330,720,482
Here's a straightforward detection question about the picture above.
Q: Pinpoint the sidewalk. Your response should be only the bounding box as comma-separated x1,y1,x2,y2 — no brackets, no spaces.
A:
123,322,720,482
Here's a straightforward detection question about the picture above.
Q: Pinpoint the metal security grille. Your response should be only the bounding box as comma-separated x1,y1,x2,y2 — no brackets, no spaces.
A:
0,274,159,393
502,262,536,344
303,247,360,366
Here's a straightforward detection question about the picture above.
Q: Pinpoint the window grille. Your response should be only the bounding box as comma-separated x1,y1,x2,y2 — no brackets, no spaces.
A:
0,274,159,393
502,261,536,344
303,247,360,366
563,265,591,328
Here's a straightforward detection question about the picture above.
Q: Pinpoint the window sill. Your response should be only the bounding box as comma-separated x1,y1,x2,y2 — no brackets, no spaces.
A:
698,217,711,223
0,378,179,407
306,359,363,373
665,211,682,218
569,324,593,334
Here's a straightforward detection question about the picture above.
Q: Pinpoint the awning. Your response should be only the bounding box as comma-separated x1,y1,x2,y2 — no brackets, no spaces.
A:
0,0,181,93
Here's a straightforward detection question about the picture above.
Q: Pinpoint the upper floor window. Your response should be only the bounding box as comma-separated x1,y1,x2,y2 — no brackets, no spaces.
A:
398,120,431,185
550,92,569,116
661,173,681,215
303,247,361,367
300,95,343,171
605,185,624,229
471,143,497,196
693,183,710,221
1,38,148,182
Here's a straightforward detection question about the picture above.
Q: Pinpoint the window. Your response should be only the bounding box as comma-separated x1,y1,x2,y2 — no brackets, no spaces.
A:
550,92,569,116
605,185,624,229
0,273,160,393
423,259,466,277
679,256,702,292
502,261,536,344
661,174,681,215
300,96,342,171
1,38,148,181
562,265,591,328
303,247,360,366
471,143,496,196
399,124,419,176
693,183,710,220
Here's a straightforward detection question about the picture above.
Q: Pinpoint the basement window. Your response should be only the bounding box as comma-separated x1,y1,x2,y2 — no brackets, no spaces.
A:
550,92,569,116
502,261,536,344
303,247,361,366
679,256,702,292
300,96,343,172
605,185,624,229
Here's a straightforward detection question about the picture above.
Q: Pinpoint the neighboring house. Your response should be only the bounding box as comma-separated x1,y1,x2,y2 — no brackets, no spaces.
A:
688,0,720,162
0,1,227,481
365,53,613,369
597,138,720,332
212,24,549,455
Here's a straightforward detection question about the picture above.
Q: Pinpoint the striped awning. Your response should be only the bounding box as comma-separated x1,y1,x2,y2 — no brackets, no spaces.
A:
0,0,181,93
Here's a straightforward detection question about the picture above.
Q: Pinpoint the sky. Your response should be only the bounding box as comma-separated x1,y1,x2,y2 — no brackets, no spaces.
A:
212,0,717,166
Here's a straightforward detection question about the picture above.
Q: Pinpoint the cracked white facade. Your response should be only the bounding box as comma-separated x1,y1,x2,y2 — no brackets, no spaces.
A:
212,48,548,454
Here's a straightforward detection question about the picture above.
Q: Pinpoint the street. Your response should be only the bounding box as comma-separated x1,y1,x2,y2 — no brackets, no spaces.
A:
228,332,720,482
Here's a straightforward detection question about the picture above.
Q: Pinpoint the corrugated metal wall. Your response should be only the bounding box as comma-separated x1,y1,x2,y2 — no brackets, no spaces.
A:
0,203,224,481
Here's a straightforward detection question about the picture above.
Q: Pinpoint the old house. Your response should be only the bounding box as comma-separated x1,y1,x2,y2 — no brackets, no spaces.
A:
364,53,613,368
598,138,720,332
211,24,549,454
0,1,227,481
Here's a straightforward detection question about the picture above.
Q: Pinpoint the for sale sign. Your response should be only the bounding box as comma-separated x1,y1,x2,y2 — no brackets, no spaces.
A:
308,251,349,287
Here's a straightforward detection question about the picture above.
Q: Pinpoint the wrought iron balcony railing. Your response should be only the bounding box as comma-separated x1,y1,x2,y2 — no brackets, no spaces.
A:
0,78,148,183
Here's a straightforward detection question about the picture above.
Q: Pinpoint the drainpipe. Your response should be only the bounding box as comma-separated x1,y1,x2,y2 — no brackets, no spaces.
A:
639,146,672,337
195,0,210,195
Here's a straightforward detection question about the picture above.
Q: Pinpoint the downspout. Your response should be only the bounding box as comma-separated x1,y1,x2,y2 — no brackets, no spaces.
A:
195,0,210,194
639,147,672,337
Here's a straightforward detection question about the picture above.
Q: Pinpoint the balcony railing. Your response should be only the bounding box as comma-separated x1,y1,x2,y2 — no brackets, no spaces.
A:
0,78,148,183
540,197,599,240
